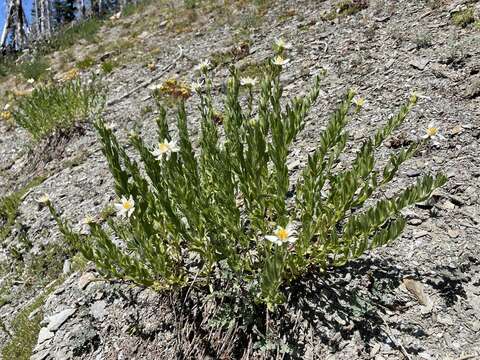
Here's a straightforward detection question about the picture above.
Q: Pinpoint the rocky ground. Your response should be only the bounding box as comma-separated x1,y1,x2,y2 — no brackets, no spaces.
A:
0,0,480,359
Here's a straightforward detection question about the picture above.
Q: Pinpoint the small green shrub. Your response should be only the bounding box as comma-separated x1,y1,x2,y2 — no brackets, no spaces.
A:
13,77,105,140
1,293,44,359
325,0,368,20
100,61,116,74
338,0,368,14
76,56,96,70
184,0,197,9
17,57,49,81
51,47,446,310
415,33,433,49
0,176,47,243
39,18,102,54
451,7,475,27
0,58,12,77
0,54,23,78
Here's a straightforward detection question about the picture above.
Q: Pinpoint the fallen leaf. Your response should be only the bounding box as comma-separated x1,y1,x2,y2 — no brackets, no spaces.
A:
450,125,463,136
403,278,433,311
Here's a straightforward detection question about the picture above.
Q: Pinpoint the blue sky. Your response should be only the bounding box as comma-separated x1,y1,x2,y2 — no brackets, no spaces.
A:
0,0,34,36
1,1,6,31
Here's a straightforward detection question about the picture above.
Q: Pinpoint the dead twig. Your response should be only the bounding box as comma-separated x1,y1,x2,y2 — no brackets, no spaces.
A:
379,314,412,360
106,45,184,106
453,355,479,360
419,10,432,19
182,268,201,306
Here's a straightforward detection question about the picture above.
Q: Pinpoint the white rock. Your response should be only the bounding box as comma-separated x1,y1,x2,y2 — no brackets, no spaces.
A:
47,308,76,331
31,349,50,360
63,259,72,274
37,327,54,344
90,300,107,321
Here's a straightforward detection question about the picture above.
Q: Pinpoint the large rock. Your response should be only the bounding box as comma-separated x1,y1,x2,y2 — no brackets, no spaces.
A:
47,308,77,332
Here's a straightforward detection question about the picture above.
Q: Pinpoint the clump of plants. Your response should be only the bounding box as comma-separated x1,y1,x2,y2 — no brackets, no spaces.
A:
451,6,475,28
0,176,46,242
101,61,117,74
40,18,102,53
1,289,49,360
13,77,105,140
0,110,13,123
17,56,50,81
415,33,433,49
60,68,80,82
50,43,446,310
154,78,192,100
336,0,368,16
76,56,96,70
325,0,368,20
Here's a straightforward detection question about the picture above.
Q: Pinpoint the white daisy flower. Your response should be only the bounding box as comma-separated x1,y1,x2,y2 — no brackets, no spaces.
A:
148,84,162,91
275,38,292,50
265,224,297,246
195,60,211,72
422,122,445,140
81,215,96,225
191,80,204,93
27,78,35,84
353,97,365,107
115,195,135,218
151,139,180,161
36,193,50,204
240,77,258,87
104,122,116,130
272,56,290,66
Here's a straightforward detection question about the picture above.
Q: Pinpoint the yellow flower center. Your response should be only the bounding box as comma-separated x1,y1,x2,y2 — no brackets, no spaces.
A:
426,127,438,137
276,228,289,241
122,201,133,210
158,143,170,153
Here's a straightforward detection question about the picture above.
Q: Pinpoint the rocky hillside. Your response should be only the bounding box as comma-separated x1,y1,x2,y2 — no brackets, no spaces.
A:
1,0,480,359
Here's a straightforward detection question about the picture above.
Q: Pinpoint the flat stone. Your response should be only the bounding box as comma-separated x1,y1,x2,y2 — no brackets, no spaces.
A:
448,229,460,238
31,349,50,360
47,308,76,332
440,200,456,210
406,169,421,177
287,159,301,170
37,327,54,344
78,272,96,290
409,57,430,70
408,218,423,226
413,230,429,238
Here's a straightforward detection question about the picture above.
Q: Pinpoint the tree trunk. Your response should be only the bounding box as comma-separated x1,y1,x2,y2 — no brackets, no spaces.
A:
80,0,86,18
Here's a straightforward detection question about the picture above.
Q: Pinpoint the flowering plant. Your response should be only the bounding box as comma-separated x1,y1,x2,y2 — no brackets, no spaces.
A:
50,45,446,310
